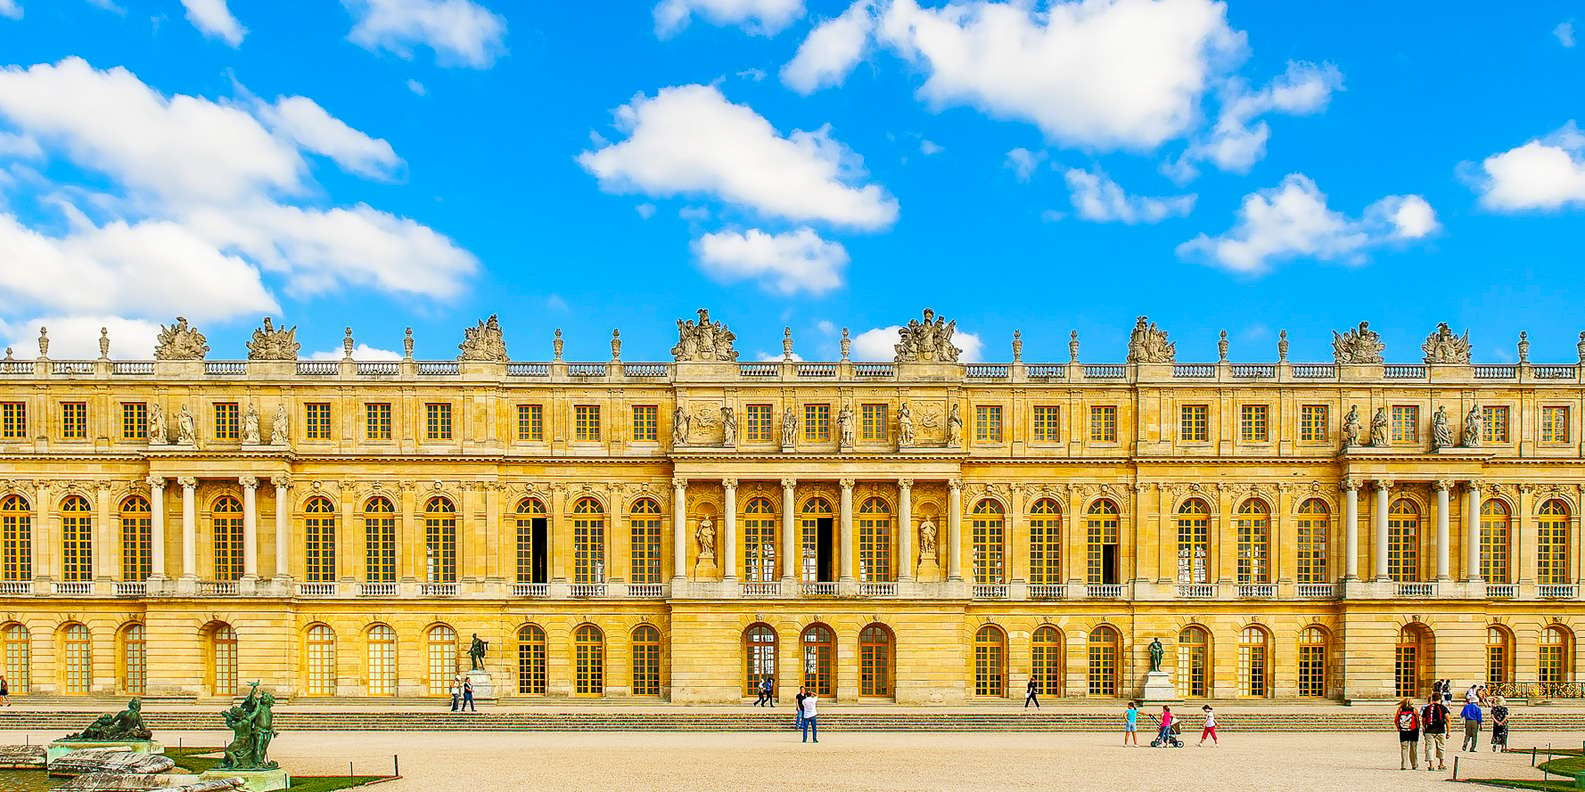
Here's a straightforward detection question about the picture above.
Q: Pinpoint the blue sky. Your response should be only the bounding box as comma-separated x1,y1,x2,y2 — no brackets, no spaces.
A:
0,0,1580,364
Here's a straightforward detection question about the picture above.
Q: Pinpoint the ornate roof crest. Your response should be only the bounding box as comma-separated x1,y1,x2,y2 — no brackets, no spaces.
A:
1421,322,1471,364
894,308,961,363
1332,321,1385,364
458,315,508,362
245,317,300,361
671,309,738,362
153,317,209,361
1125,316,1175,364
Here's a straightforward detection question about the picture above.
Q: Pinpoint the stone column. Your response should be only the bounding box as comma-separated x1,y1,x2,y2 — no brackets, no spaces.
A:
947,479,963,581
1434,479,1451,581
178,477,197,580
722,479,738,581
898,479,913,582
1341,479,1358,581
780,478,797,581
271,476,291,580
240,475,259,581
1372,480,1391,581
1465,481,1482,582
94,482,112,582
146,477,166,580
32,480,50,583
672,477,687,581
838,478,854,582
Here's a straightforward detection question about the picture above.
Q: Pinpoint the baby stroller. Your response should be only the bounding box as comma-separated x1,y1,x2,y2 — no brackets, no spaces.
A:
1149,718,1184,748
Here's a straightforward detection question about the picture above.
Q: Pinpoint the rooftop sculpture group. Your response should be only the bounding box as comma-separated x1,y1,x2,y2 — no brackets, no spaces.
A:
671,309,738,362
894,308,962,363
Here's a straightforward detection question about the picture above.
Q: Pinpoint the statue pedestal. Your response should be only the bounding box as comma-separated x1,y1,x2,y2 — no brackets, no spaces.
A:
916,557,942,583
201,768,290,792
46,739,162,765
464,668,496,702
1140,670,1180,705
694,555,719,580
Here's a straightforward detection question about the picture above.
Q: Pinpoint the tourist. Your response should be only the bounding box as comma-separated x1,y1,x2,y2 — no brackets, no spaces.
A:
1024,677,1039,709
1395,699,1420,770
448,677,461,712
794,686,807,730
1420,693,1448,770
756,675,773,707
1123,701,1139,746
800,691,818,743
1442,680,1453,707
1460,698,1483,751
0,675,8,706
1154,706,1175,747
461,678,477,712
1465,684,1480,704
1197,705,1217,746
1489,696,1509,752
1430,679,1443,702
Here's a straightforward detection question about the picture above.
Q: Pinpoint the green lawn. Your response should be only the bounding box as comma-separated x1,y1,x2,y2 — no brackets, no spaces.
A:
1471,754,1585,791
165,747,385,792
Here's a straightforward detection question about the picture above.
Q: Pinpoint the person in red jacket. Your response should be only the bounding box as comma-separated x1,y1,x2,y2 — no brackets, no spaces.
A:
1420,694,1449,770
1395,699,1421,770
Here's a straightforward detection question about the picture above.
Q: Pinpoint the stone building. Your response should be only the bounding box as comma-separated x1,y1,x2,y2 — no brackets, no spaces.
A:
0,312,1579,704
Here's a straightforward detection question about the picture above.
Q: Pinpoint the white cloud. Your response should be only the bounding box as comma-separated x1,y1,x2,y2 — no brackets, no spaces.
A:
308,343,401,361
578,84,897,229
258,95,402,179
635,203,656,219
1170,60,1343,179
852,324,981,361
1556,21,1576,47
736,68,767,82
406,79,427,95
877,0,1244,150
1005,147,1046,182
1177,173,1436,273
782,0,873,94
758,350,803,362
1473,122,1585,212
654,0,804,38
3,315,161,359
693,227,848,295
0,1,20,20
1064,167,1195,223
180,0,246,46
345,0,507,68
918,139,942,155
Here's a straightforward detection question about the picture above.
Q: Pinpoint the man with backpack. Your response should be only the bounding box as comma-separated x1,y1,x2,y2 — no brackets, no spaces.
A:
1420,694,1448,770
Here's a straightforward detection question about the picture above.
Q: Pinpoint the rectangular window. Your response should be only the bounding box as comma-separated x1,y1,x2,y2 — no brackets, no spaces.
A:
365,402,392,441
574,405,601,442
213,402,240,441
517,404,544,441
0,402,24,439
304,402,331,440
861,403,888,442
1482,406,1509,444
745,404,772,442
1240,404,1269,442
60,402,87,440
121,402,148,441
1390,405,1419,443
1089,405,1117,443
1180,404,1208,442
631,404,658,442
804,403,831,442
425,403,452,440
1299,404,1328,442
1542,406,1571,443
1032,405,1060,442
975,405,1002,443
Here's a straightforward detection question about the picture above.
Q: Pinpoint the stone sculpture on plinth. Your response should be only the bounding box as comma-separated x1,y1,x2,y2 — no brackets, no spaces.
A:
1140,637,1179,704
205,683,289,791
49,698,161,763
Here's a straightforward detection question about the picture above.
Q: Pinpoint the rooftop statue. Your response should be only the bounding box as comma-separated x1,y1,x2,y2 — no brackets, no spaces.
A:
245,317,300,361
63,698,152,741
458,315,508,362
1421,322,1472,365
1332,321,1384,364
1125,316,1175,364
153,317,209,361
894,308,962,363
672,309,738,361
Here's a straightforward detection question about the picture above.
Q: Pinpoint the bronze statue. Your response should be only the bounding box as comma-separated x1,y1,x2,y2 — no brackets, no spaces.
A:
219,682,279,771
468,633,488,671
64,698,152,741
1148,638,1165,673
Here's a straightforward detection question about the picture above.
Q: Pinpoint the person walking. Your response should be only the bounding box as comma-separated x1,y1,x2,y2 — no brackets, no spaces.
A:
461,677,477,712
1154,706,1175,747
448,677,461,712
0,675,9,706
1395,699,1421,770
1420,693,1448,770
800,692,819,743
1489,696,1509,752
1460,698,1483,751
1198,705,1218,746
794,686,807,731
1024,677,1040,709
1442,679,1453,707
1123,701,1139,746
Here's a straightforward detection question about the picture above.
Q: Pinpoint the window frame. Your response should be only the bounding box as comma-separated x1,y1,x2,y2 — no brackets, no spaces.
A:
1179,404,1209,443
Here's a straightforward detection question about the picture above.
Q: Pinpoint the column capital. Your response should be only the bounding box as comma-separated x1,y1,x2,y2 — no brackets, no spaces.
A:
269,474,291,489
721,478,738,489
898,478,913,489
239,475,259,490
1464,480,1481,494
1373,479,1393,491
839,478,855,489
1339,477,1358,492
145,476,166,490
779,477,797,489
176,476,197,489
671,476,688,489
947,479,962,492
1433,479,1452,493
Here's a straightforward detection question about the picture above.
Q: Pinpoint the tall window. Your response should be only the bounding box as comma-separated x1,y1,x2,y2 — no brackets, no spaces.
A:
631,625,661,696
803,403,830,442
1176,626,1209,698
1032,405,1060,442
799,498,833,582
367,624,397,696
1087,626,1119,697
1541,406,1571,443
1298,626,1328,698
573,405,600,442
305,624,336,696
801,624,834,696
1391,405,1419,443
572,498,605,583
861,403,888,442
62,623,90,694
60,402,87,440
60,495,92,582
121,402,147,440
303,496,336,583
1540,626,1573,689
629,499,661,585
858,498,892,582
859,624,893,698
2,623,28,694
631,405,658,442
1486,626,1513,687
1387,499,1420,582
1296,499,1330,584
1480,499,1511,584
213,402,239,441
1180,404,1208,442
1086,499,1119,584
971,499,1005,585
120,623,146,695
364,498,396,583
1089,405,1117,442
973,625,1006,697
745,404,772,442
1299,404,1328,442
210,623,237,697
1238,626,1270,697
304,402,331,440
1538,499,1571,586
574,624,604,695
517,404,544,441
365,403,392,440
1031,625,1064,697
1483,406,1510,444
514,498,545,584
744,624,777,696
517,624,547,695
425,403,452,440
1240,404,1269,442
1176,499,1210,584
0,495,31,581
742,497,776,583
424,497,457,583
1235,499,1270,584
120,496,151,582
212,496,244,581
975,405,1003,442
0,402,25,439
426,624,456,695
1028,499,1062,585
1395,625,1432,699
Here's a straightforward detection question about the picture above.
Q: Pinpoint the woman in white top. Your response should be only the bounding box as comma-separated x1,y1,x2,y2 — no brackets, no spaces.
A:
800,694,819,743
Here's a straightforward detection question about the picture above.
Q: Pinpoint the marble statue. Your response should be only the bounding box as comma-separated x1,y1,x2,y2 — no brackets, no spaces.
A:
781,407,797,447
919,518,937,557
1341,405,1360,449
1332,321,1384,364
468,634,488,671
894,308,962,363
220,683,278,771
403,327,414,359
1125,316,1175,364
64,698,152,741
1518,331,1530,364
1011,330,1022,363
1068,330,1080,363
610,330,622,361
1369,407,1389,448
242,403,261,445
245,317,299,360
342,328,354,360
839,328,851,361
98,327,110,360
1421,322,1472,365
1217,330,1229,362
1431,405,1453,450
458,315,508,362
148,402,167,445
270,402,288,446
1148,638,1164,673
947,404,963,446
898,402,915,447
837,404,855,448
671,309,738,362
1277,329,1289,362
154,317,209,361
696,516,716,558
673,406,689,446
176,404,196,445
37,327,48,358
552,329,564,361
1462,404,1482,448
721,406,737,447
782,327,794,361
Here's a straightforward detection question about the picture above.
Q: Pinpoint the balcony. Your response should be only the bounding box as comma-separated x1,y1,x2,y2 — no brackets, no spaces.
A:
1396,582,1437,598
1086,583,1124,599
53,581,92,596
1487,583,1517,599
801,581,838,596
1538,584,1578,599
569,582,607,597
359,582,398,597
1236,583,1276,599
971,583,1008,599
197,581,239,596
627,583,665,598
419,582,458,597
1176,583,1216,599
1294,583,1336,599
858,581,898,597
297,582,338,597
511,582,549,597
0,581,29,595
113,581,147,597
741,581,780,597
1028,584,1066,600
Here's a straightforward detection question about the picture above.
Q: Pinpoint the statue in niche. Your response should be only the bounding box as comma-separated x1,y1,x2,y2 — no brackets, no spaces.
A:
148,402,167,445
1340,405,1360,449
1421,323,1472,365
1431,406,1453,450
1332,321,1384,364
270,402,289,445
695,515,716,558
947,404,963,446
176,404,196,445
1369,407,1389,448
673,406,689,446
721,406,737,447
837,404,855,449
918,518,938,558
1462,405,1482,448
242,403,261,445
780,407,797,447
898,402,915,447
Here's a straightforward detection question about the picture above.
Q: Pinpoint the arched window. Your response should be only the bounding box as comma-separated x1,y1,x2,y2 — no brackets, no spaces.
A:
210,623,237,697
367,624,397,696
1387,499,1420,583
1031,625,1064,698
631,624,661,696
743,497,777,583
517,623,547,695
1086,499,1120,584
1235,499,1270,584
858,498,892,583
60,496,92,582
573,624,604,696
1395,624,1434,699
1298,626,1328,698
120,496,152,582
859,624,893,698
973,625,1006,697
120,623,146,695
1,495,33,582
1176,626,1209,698
212,496,244,582
1538,500,1572,587
364,498,396,584
971,500,1005,585
304,497,336,583
1481,499,1512,584
305,624,336,696
1540,626,1573,689
1486,625,1513,687
1087,626,1120,697
61,623,90,694
1029,499,1062,586
572,498,605,584
800,624,835,696
2,623,29,694
426,624,457,695
514,498,546,585
630,499,662,585
424,498,457,584
799,498,833,583
1176,499,1210,584
744,624,777,697
1238,626,1270,697
1294,499,1330,584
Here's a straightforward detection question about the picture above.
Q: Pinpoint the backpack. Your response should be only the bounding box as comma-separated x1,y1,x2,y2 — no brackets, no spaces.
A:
1422,704,1445,731
1397,710,1419,732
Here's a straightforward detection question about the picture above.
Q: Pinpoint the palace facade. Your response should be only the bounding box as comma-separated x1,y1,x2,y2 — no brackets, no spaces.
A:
0,312,1581,705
